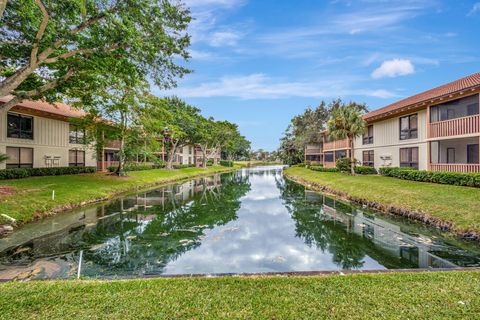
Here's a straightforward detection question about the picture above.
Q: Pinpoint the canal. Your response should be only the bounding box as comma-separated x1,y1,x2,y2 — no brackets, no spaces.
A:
1,165,479,280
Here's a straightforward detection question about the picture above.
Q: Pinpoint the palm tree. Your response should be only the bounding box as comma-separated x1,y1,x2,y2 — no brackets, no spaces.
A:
327,103,367,175
0,153,8,164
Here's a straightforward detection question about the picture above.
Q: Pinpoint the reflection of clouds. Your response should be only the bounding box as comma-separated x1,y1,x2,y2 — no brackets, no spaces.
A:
164,168,384,274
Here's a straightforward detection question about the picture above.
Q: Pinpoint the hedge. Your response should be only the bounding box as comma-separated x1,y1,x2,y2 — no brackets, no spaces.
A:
0,166,96,180
354,166,377,175
172,164,196,169
379,167,480,188
220,160,234,167
309,166,339,172
107,163,165,173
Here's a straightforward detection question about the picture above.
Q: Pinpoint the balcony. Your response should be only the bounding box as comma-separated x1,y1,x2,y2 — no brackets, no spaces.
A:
305,144,322,155
104,140,121,149
429,114,480,138
323,138,350,151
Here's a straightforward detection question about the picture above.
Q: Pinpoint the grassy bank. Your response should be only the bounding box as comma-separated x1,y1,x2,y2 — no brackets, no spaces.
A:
0,271,478,319
284,167,480,234
234,160,283,166
0,166,240,225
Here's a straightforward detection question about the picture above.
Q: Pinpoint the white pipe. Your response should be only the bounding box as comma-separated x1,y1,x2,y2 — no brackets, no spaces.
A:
77,250,83,279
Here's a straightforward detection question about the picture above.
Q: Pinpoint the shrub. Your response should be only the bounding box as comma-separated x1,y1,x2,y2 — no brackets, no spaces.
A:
107,163,165,173
354,166,377,175
379,167,480,188
310,166,339,172
207,159,214,166
336,157,352,172
0,166,96,180
172,164,195,169
219,160,234,167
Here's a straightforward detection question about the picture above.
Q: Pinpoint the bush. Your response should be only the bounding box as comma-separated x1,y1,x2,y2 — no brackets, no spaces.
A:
354,166,377,175
107,163,165,173
309,166,339,172
207,159,214,166
379,167,480,187
172,164,195,169
0,166,96,180
219,160,234,167
336,157,353,172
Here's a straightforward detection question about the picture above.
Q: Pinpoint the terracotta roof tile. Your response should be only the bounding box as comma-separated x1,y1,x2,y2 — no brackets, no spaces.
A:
0,95,86,118
364,72,480,121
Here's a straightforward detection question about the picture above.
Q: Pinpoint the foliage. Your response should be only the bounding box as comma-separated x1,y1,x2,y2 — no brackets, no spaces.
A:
107,162,165,173
173,164,196,169
354,166,378,175
0,166,96,180
0,153,8,164
379,167,480,188
327,102,367,175
220,160,234,167
336,157,353,172
309,166,339,172
0,0,191,106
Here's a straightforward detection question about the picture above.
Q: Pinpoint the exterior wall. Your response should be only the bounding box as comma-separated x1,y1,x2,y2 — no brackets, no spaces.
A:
0,108,96,169
354,109,428,170
175,145,195,165
432,137,479,164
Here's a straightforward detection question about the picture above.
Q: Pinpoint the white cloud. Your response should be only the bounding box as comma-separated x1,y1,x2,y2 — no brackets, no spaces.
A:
189,49,216,60
208,30,243,47
468,2,480,16
371,59,415,79
167,73,398,100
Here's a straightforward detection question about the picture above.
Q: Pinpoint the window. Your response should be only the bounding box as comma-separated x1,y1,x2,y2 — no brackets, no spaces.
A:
467,144,479,164
399,114,418,140
324,152,334,162
467,103,479,116
363,125,373,144
335,150,347,159
400,147,419,169
6,147,33,168
362,150,374,167
430,94,479,122
7,113,33,140
446,148,455,164
306,154,321,162
69,150,85,167
69,125,85,144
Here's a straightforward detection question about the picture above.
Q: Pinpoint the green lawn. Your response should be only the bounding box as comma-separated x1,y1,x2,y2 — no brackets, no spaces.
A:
284,167,480,233
0,271,478,319
0,166,239,225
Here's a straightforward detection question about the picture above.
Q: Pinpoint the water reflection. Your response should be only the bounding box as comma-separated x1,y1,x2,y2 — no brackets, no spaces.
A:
0,166,479,280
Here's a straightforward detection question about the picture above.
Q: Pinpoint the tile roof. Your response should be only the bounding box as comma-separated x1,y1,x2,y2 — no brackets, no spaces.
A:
0,95,86,119
364,72,480,121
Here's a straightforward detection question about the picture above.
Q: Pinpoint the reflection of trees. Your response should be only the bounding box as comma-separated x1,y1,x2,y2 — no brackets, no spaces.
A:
277,179,366,269
46,172,251,277
277,179,436,269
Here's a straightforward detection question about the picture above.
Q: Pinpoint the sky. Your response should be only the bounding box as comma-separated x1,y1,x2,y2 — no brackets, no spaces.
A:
155,0,480,151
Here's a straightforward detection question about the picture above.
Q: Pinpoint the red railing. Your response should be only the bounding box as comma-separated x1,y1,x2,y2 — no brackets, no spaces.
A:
429,114,480,138
430,163,480,173
323,139,349,151
97,160,120,171
104,140,121,149
305,148,322,155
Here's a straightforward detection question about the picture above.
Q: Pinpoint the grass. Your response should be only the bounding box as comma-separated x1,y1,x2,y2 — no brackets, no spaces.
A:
234,160,283,166
0,165,240,225
0,271,478,319
284,167,480,233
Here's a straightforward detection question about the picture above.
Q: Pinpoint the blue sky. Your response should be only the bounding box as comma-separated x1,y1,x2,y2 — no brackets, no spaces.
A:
156,0,480,151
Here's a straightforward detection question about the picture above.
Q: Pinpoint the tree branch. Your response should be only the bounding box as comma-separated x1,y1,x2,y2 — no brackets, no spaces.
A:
30,0,50,67
43,43,125,64
0,69,75,111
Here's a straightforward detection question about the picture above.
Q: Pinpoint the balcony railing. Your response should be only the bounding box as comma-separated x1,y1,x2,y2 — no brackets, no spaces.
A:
323,138,350,151
97,160,120,171
324,161,336,168
104,140,121,149
429,114,480,138
430,163,480,173
305,148,322,155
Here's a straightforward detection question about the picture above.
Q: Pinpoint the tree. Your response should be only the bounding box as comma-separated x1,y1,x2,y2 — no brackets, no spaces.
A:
327,102,367,175
191,116,216,168
161,97,199,170
222,131,251,160
0,0,191,109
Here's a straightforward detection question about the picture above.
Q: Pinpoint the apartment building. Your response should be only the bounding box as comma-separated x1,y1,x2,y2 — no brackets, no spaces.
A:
0,96,97,170
306,72,480,173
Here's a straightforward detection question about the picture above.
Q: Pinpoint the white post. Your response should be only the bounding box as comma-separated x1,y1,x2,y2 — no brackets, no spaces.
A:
77,250,83,279
52,190,55,201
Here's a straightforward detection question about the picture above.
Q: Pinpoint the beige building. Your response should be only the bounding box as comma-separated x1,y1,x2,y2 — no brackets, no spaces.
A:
0,97,97,170
306,72,480,173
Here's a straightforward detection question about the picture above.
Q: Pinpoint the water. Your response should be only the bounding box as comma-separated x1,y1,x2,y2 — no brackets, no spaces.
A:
0,165,479,280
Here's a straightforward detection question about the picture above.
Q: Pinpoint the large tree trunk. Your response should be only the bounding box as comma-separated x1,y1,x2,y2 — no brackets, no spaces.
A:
0,0,7,18
202,146,207,169
166,141,178,170
116,111,127,176
350,136,355,176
